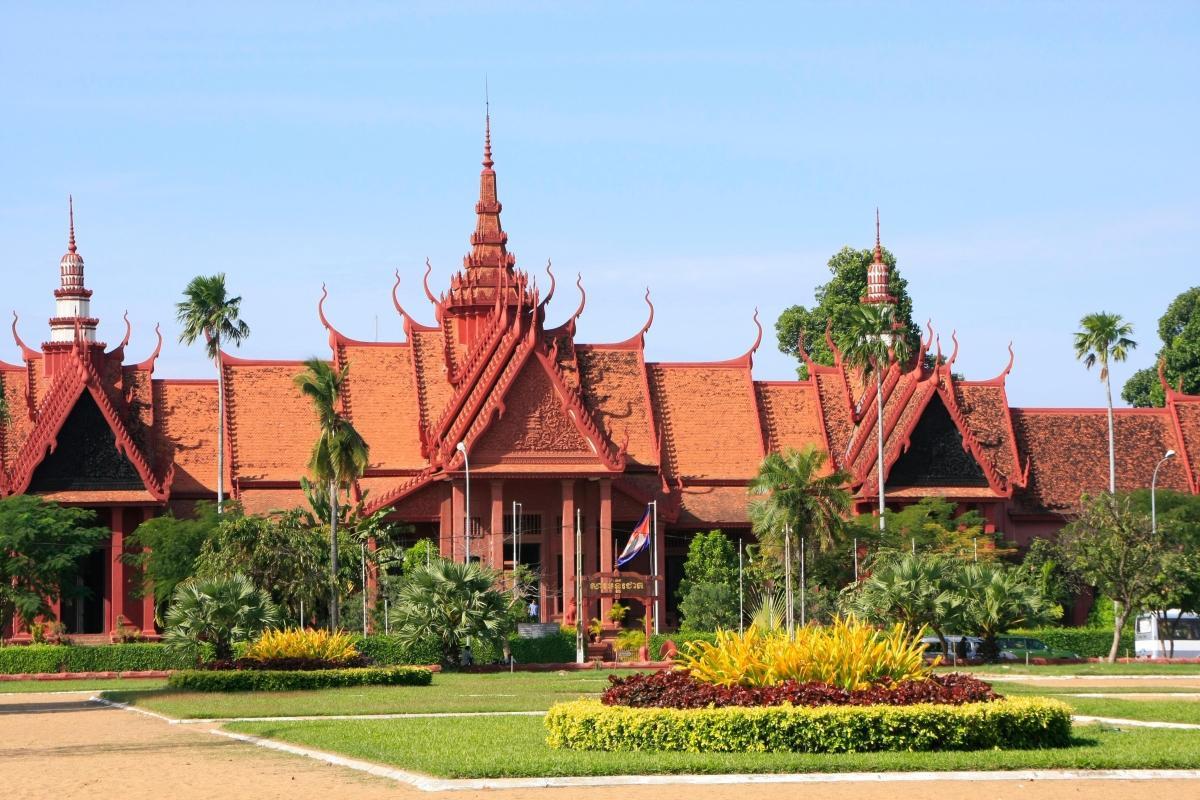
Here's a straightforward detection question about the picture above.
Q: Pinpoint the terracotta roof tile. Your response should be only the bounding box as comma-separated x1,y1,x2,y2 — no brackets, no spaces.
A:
339,344,424,470
411,329,454,430
1172,398,1200,491
1,366,34,473
153,380,219,495
677,485,751,527
576,347,657,466
648,364,764,480
954,383,1020,482
1011,409,1190,512
754,382,827,457
223,363,319,482
237,487,305,516
814,369,854,467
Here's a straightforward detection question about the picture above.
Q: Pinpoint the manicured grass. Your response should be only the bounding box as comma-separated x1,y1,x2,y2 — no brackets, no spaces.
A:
945,662,1200,676
0,678,167,694
103,670,620,719
989,681,1200,724
225,715,1200,778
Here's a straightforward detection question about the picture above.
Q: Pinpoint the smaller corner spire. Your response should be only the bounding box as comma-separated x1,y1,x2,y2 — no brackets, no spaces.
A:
873,206,881,262
482,80,494,171
68,194,77,254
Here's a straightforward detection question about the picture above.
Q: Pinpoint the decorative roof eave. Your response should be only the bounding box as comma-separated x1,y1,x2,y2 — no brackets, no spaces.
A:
580,287,655,351
851,367,930,485
537,260,556,310
11,313,41,362
392,270,438,333
935,373,1015,497
651,309,764,370
132,324,164,372
546,273,586,336
1161,359,1199,494
361,467,439,516
6,349,171,501
318,284,409,350
533,348,626,472
105,311,133,360
423,260,445,324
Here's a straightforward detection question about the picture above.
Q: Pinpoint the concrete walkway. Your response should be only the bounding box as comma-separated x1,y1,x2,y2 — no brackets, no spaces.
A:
2,691,1199,800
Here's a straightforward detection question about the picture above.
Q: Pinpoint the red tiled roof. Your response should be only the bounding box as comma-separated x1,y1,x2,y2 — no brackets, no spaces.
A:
339,343,425,470
221,360,319,483
954,382,1022,485
153,380,219,495
677,485,752,527
576,346,658,466
648,363,765,480
813,368,854,467
410,329,454,431
754,382,828,459
1169,396,1200,493
238,487,306,515
1011,408,1190,512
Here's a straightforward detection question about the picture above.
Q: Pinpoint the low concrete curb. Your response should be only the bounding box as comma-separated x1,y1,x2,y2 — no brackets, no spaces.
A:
0,670,171,681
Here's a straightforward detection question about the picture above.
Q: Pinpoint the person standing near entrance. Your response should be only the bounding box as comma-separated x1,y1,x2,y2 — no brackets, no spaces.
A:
528,599,539,620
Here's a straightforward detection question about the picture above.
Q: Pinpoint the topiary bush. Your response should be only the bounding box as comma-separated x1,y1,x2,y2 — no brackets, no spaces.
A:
60,644,193,672
0,645,67,674
166,665,432,692
545,697,1072,752
353,635,442,666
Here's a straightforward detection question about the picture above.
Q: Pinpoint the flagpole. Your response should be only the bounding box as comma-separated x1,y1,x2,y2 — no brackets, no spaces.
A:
649,500,659,635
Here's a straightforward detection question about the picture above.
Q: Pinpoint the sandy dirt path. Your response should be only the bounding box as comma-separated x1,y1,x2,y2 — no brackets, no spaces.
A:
983,676,1200,689
2,692,1198,800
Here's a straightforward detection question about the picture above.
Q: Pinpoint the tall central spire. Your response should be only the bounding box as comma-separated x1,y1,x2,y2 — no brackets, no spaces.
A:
464,107,515,276
50,195,99,344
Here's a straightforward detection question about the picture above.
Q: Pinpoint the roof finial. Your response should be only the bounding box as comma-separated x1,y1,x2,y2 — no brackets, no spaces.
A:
863,207,895,305
482,78,493,171
873,206,881,263
68,194,77,254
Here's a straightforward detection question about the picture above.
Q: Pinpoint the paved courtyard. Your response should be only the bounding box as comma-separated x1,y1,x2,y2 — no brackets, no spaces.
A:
3,690,1199,800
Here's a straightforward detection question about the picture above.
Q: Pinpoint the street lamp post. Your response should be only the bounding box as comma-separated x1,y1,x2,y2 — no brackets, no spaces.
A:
456,441,470,562
1152,449,1176,535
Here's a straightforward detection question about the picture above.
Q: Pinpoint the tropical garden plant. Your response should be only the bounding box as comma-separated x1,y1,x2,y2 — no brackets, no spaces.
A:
176,273,251,513
839,551,960,652
1074,311,1136,492
295,357,370,630
163,574,280,661
953,562,1060,661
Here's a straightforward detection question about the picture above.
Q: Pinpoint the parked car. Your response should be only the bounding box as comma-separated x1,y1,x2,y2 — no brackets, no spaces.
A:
996,635,1079,661
921,635,984,664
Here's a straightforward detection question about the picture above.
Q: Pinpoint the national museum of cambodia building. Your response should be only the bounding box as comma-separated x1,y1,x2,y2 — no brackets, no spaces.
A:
3,121,1199,638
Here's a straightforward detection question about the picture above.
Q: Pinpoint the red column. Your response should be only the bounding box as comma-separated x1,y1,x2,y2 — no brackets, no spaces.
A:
438,489,453,559
110,508,126,636
561,480,576,625
599,480,613,621
141,507,156,636
489,480,505,569
450,481,465,563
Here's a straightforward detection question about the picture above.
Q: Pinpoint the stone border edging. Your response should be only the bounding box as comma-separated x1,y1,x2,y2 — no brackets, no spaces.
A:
0,670,171,681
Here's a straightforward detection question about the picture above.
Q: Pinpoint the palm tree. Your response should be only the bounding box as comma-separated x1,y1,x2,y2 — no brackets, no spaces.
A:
840,551,959,653
162,574,280,661
389,559,514,666
176,274,251,513
836,303,912,530
954,562,1058,661
294,357,369,630
749,445,851,562
1074,312,1136,493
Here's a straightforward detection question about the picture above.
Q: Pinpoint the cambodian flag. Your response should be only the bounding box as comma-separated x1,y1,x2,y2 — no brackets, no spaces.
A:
616,507,652,568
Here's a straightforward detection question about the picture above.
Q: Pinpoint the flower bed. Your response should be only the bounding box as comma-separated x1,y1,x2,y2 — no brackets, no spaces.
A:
166,665,432,692
546,697,1072,753
601,670,999,709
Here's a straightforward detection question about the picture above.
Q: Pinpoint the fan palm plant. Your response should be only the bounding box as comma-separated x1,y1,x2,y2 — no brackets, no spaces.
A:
749,445,851,555
839,551,959,652
955,562,1058,661
1074,312,1136,492
176,274,251,513
163,574,280,661
389,559,514,666
294,357,370,630
835,303,912,530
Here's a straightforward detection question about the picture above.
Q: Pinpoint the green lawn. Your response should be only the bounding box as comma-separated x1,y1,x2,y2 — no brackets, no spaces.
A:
225,715,1200,778
945,662,1200,676
0,678,167,694
103,670,620,719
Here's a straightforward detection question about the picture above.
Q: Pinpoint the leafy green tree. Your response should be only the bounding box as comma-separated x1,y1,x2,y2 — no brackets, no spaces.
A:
749,445,851,556
1018,538,1079,618
839,551,959,651
389,560,514,666
954,562,1059,661
402,539,440,577
871,497,1013,560
1058,492,1163,662
678,530,738,600
295,357,370,630
835,303,913,529
195,510,343,626
775,245,921,378
1074,312,1136,493
1123,287,1200,406
122,501,222,622
176,273,251,513
0,497,109,637
163,574,280,661
678,583,739,631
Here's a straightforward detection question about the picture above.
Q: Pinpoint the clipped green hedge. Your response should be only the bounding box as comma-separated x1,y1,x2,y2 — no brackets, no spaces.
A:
1009,628,1134,659
166,665,432,692
650,631,717,661
353,635,442,666
545,697,1072,753
354,631,577,666
0,643,194,674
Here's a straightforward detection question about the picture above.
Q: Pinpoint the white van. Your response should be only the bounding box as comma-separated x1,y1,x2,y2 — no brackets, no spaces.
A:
1134,611,1200,659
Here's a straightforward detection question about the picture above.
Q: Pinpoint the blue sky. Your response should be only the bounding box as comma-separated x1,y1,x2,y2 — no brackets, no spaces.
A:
2,2,1197,406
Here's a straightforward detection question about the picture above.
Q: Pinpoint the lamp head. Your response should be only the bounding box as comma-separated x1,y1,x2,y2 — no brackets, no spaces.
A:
456,441,467,453
1166,449,1176,459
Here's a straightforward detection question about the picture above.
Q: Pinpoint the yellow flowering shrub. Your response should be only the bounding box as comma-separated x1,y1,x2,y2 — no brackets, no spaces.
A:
242,628,360,664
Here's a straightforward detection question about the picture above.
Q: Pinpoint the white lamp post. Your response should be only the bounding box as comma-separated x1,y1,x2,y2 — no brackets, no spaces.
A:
1151,450,1176,535
456,441,470,562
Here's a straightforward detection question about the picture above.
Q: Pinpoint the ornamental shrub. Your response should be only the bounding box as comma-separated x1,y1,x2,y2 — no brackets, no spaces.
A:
0,643,194,674
678,618,929,690
545,697,1072,753
601,670,999,709
1008,627,1134,660
166,665,432,692
242,628,360,665
0,644,67,674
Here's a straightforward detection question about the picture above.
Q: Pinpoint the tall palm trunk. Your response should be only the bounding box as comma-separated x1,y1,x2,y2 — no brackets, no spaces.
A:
1104,372,1116,494
214,339,224,513
329,475,340,630
876,368,885,531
